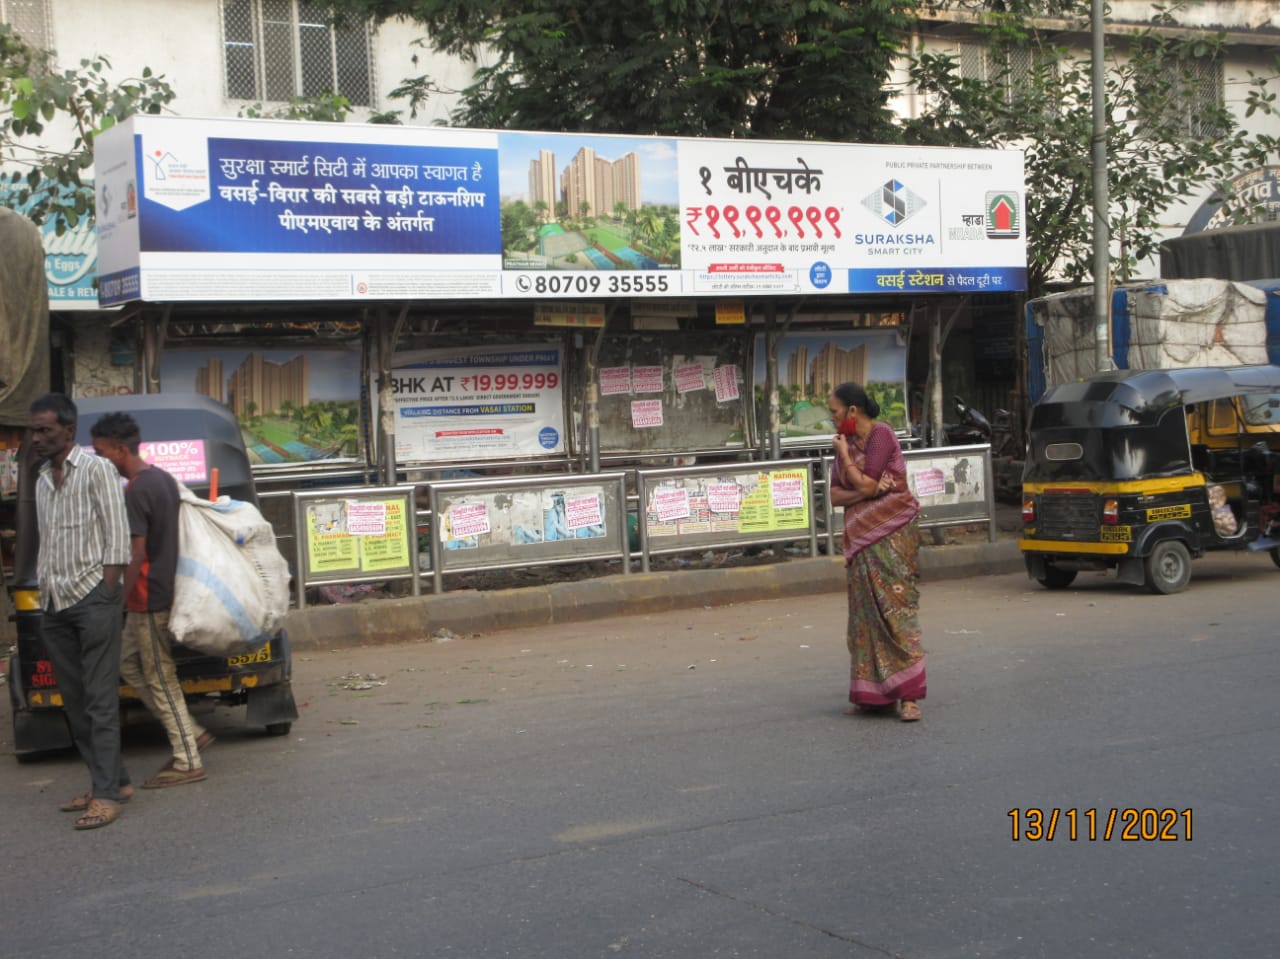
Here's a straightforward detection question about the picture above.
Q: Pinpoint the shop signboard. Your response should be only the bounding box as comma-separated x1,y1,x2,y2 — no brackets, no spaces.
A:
94,115,1026,306
1,182,102,310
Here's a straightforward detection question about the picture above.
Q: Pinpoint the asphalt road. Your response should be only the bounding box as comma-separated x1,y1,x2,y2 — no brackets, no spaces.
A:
4,553,1279,959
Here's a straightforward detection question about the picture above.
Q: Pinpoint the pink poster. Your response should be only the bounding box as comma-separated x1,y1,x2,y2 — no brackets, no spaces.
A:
449,502,492,538
653,486,691,522
633,366,665,394
770,475,805,510
631,399,664,428
674,363,707,394
600,366,632,396
564,493,603,530
713,365,740,403
138,439,208,483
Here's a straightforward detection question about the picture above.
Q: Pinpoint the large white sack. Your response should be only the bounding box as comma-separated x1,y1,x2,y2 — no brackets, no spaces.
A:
169,485,291,656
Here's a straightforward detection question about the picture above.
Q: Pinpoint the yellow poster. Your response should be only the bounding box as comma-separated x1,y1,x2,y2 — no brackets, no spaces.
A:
737,470,809,533
359,498,411,572
307,529,359,573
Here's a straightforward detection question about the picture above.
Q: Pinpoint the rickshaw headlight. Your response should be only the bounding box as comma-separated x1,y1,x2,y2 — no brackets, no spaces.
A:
1102,498,1119,525
1021,496,1036,524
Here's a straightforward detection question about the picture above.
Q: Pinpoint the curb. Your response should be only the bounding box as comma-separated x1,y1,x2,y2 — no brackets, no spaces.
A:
283,540,1024,650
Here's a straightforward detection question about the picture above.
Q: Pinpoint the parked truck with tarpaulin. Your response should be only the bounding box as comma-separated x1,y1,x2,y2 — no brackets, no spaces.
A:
1025,278,1280,403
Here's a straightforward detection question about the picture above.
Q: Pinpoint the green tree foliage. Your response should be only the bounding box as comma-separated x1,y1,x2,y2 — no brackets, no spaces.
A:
0,23,175,232
902,2,1280,295
330,0,914,140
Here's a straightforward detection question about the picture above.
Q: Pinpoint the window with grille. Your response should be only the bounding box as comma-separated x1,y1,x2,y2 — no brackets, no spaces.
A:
222,0,373,107
959,42,1051,107
1166,55,1224,139
1,0,51,49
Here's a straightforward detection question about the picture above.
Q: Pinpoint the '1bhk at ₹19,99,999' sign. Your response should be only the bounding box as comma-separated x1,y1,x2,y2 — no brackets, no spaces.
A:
389,344,567,464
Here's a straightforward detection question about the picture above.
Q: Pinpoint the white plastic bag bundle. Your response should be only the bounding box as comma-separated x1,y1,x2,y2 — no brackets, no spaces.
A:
169,485,291,656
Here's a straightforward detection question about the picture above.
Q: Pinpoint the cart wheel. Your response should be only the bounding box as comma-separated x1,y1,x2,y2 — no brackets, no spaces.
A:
1144,540,1192,594
265,722,292,736
1037,563,1077,590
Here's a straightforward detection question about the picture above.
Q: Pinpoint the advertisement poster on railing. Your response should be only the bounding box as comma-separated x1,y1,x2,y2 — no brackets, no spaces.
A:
754,330,910,440
95,115,1025,305
439,486,608,550
303,495,412,577
391,344,565,463
645,468,810,538
905,451,987,506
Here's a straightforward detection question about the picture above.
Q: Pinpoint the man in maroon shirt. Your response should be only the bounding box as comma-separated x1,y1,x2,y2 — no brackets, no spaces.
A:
91,413,212,787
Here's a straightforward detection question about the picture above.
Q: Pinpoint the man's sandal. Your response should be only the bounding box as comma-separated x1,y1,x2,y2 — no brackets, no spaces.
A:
899,701,922,722
60,786,133,812
74,798,121,830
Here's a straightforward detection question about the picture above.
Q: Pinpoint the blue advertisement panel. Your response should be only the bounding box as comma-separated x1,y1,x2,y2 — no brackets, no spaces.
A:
140,137,498,255
94,116,1026,305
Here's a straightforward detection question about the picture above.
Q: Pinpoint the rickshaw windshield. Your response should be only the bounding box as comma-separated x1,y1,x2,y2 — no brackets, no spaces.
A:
1024,405,1192,482
1241,392,1280,427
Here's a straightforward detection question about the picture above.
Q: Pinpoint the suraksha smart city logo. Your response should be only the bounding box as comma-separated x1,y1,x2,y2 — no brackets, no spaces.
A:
855,179,935,255
860,179,926,227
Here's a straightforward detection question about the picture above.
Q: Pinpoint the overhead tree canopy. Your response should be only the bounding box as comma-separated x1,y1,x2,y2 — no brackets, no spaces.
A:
0,22,175,233
901,2,1280,296
332,0,915,141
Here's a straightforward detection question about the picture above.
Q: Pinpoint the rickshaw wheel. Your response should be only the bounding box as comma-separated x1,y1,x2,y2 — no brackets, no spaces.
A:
1144,540,1192,594
1037,563,1077,589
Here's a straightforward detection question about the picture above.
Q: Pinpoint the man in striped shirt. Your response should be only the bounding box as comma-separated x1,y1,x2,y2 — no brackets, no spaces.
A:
30,393,132,830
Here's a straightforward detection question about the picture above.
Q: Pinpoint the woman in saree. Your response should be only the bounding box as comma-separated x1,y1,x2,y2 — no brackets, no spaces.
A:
828,382,926,722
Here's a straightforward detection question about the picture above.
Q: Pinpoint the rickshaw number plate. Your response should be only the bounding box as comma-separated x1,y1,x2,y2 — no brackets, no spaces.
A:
227,643,272,667
1146,504,1192,521
1099,526,1132,542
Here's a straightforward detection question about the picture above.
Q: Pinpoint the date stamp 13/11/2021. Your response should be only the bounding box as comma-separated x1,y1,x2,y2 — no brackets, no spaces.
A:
1008,808,1193,842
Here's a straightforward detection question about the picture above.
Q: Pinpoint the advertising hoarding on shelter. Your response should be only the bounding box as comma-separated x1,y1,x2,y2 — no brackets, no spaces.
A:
94,115,1026,306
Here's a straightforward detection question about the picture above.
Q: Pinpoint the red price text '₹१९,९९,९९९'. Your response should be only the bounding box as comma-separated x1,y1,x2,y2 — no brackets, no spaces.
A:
685,204,843,241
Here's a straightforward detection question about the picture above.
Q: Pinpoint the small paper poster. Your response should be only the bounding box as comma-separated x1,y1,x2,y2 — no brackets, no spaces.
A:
346,500,387,536
713,364,740,402
674,363,707,394
770,475,805,511
600,366,632,396
653,486,692,522
707,482,742,514
633,365,665,394
912,467,947,497
631,399,664,428
564,493,603,531
449,502,491,538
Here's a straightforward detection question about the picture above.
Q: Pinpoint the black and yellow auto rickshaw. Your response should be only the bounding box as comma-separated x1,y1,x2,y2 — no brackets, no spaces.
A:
1020,365,1280,594
7,393,298,760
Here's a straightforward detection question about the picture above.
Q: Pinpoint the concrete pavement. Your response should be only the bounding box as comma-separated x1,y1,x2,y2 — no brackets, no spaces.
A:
285,512,1024,649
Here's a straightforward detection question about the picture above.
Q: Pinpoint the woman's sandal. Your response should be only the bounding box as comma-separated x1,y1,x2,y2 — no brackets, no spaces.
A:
899,700,922,722
74,798,121,830
60,785,134,812
842,703,895,716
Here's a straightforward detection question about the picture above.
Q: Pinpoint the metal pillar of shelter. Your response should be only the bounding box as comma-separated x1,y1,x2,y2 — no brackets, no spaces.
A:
376,304,410,486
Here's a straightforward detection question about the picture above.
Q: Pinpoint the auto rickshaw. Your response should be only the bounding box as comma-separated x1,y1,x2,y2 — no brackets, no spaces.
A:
6,393,298,760
1020,365,1280,594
